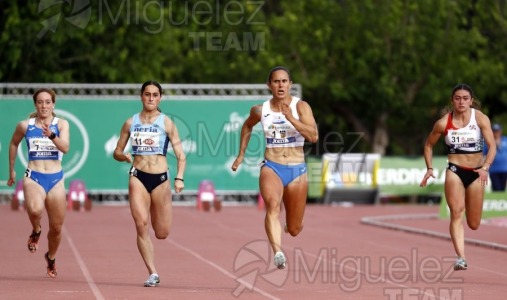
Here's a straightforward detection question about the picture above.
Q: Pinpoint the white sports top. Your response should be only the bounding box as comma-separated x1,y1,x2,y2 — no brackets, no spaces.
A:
444,108,484,154
261,97,305,148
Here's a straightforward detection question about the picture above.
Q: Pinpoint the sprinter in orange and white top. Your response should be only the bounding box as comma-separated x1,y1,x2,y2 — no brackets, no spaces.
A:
420,84,496,271
232,66,318,269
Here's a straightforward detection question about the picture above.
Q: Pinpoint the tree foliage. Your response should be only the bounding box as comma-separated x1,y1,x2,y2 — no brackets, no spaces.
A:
1,0,507,155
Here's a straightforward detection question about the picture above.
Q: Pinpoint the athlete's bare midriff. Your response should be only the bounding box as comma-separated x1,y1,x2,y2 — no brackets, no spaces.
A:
133,154,168,173
27,159,62,173
448,152,484,169
264,146,305,165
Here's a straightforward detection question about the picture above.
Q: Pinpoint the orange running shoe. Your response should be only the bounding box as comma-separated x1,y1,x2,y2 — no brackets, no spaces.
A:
45,252,57,278
27,228,41,253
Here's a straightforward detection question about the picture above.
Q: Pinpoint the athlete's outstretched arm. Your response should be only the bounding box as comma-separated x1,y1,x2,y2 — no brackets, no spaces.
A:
231,105,261,171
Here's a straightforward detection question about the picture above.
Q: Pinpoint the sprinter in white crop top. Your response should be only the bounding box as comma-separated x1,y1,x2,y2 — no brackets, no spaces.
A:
231,66,318,270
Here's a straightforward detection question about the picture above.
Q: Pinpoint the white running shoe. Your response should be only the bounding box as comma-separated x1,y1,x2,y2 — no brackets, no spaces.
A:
144,273,160,287
274,251,286,269
453,258,468,271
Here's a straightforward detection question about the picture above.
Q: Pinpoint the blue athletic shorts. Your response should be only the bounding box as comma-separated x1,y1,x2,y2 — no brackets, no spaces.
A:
24,168,64,194
262,160,307,187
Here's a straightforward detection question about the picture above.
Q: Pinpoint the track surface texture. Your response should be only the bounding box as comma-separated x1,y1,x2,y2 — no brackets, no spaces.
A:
1,203,506,300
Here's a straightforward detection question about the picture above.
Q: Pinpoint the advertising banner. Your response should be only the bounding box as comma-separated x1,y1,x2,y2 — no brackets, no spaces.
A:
439,192,507,219
0,98,266,193
377,156,448,196
314,155,448,197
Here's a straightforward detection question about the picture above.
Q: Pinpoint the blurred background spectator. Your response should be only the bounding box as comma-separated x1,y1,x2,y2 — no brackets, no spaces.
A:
485,124,507,191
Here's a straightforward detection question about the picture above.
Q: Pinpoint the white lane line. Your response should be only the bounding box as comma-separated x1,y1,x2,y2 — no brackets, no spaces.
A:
63,226,105,300
176,209,455,299
193,211,450,299
361,213,507,251
168,238,280,300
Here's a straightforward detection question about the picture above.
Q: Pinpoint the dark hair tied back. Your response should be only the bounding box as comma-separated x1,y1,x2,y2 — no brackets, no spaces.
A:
267,66,292,83
452,83,474,99
141,80,163,112
141,80,163,95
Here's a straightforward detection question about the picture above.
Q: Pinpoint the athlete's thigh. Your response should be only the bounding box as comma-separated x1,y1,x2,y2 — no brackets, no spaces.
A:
45,181,67,227
128,177,151,223
444,170,465,212
259,166,283,207
150,181,172,231
23,177,46,212
283,173,308,223
464,180,484,223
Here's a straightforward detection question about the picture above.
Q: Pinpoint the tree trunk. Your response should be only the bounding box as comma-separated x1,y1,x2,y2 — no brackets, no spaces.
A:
372,112,389,155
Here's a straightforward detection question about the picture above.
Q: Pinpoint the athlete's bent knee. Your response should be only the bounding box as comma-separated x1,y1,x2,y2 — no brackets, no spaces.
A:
467,219,480,230
155,229,169,239
287,224,303,237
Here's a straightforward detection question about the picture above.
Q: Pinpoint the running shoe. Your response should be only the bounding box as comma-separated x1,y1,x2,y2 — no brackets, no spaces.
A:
274,251,286,269
454,257,468,271
27,227,41,253
144,273,160,287
45,252,57,278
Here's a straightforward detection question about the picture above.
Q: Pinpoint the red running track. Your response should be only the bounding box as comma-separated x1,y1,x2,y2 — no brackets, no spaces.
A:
1,203,507,300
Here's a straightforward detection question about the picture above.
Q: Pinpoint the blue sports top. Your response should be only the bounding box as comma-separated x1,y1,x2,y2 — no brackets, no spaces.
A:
25,117,62,161
484,135,507,172
444,109,484,154
261,97,305,148
130,113,169,156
